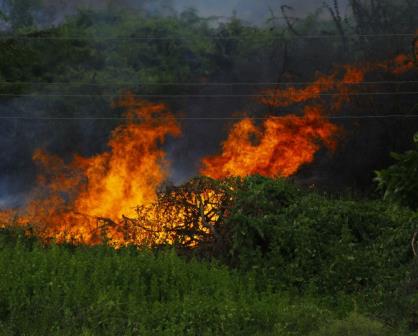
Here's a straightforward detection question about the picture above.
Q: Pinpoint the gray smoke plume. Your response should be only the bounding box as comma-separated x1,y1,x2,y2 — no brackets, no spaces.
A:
0,0,350,29
173,0,349,24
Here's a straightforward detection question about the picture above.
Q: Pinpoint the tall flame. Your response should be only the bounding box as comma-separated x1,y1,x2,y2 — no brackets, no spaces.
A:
201,52,417,180
201,106,338,178
0,47,416,247
15,95,180,245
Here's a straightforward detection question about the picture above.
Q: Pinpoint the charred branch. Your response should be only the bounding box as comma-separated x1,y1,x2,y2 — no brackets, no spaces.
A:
323,1,348,57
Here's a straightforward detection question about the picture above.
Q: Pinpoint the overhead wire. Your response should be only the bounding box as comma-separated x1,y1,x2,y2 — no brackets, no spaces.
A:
0,114,417,121
0,80,417,86
0,92,417,98
0,33,415,41
0,32,415,120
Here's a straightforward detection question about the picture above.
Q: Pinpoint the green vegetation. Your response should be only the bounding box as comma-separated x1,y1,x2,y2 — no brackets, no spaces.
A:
1,175,418,335
376,133,418,210
0,230,402,335
221,176,415,295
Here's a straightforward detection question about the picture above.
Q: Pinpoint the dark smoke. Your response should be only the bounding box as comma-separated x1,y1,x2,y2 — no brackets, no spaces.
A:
0,0,416,207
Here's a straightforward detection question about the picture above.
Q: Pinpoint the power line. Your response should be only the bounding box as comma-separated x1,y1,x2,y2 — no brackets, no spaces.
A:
0,114,417,120
0,33,415,41
0,92,418,98
0,80,417,86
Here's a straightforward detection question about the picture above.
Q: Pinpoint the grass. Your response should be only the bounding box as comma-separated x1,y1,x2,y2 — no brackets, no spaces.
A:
0,232,338,335
1,230,400,335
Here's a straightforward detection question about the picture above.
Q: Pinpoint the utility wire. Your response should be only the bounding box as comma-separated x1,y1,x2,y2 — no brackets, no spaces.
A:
0,33,415,40
0,92,418,98
0,115,417,120
0,80,417,86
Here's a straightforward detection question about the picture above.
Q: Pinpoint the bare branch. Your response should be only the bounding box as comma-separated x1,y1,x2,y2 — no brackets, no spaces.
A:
323,1,348,54
280,5,299,36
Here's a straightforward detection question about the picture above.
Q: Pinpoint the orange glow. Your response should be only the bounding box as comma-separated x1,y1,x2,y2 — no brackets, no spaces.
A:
201,53,417,180
0,48,416,247
260,53,416,109
259,75,336,108
6,95,181,246
201,106,338,178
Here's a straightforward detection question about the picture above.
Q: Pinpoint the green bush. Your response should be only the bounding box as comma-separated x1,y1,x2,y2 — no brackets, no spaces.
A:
375,133,418,210
221,176,416,293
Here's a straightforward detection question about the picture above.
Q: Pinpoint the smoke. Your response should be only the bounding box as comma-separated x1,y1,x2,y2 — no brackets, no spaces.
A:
0,92,118,209
0,0,350,29
173,0,350,24
0,0,415,207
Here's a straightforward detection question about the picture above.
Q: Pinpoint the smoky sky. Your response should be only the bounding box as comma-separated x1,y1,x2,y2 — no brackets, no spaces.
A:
0,0,415,207
1,0,351,27
173,0,350,24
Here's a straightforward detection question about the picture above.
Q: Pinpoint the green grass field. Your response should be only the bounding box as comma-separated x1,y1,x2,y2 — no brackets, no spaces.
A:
0,231,411,336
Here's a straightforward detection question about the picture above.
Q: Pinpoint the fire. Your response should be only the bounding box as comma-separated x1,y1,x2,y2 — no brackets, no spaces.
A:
0,95,229,248
201,106,338,178
259,53,415,110
201,52,417,180
0,48,416,247
5,95,181,246
130,177,232,248
72,95,180,220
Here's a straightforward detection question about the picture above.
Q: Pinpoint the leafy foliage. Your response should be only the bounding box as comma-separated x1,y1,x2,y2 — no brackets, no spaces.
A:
125,175,417,299
375,133,418,210
219,176,415,293
1,174,418,334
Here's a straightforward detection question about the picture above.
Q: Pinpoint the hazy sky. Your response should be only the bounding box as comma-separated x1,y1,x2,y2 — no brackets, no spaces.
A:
0,0,351,27
173,0,350,24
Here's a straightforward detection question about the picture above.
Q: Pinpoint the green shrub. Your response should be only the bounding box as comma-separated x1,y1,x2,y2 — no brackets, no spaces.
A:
221,176,416,293
375,133,418,210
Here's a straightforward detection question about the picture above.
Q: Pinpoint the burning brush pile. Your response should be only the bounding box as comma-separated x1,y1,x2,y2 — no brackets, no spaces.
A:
0,52,416,248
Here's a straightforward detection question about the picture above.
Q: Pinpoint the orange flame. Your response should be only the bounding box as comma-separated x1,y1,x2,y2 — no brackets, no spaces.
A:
10,95,180,246
0,47,416,247
201,106,338,178
259,53,415,110
201,52,417,180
